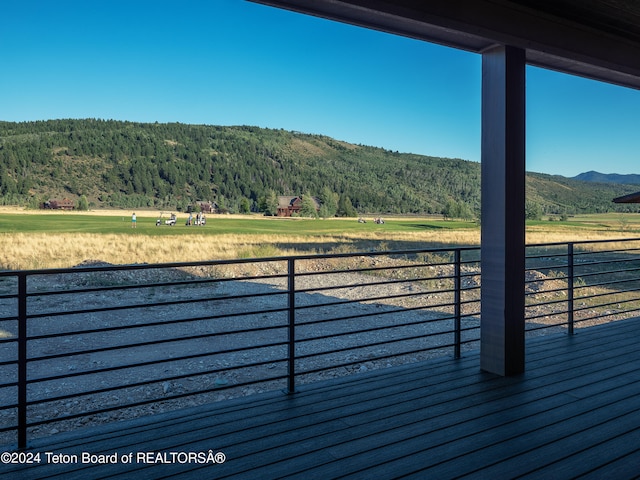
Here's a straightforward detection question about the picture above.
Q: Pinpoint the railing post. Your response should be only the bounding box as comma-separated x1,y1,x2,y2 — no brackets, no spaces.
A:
287,258,296,393
567,243,574,335
17,273,28,449
454,249,462,358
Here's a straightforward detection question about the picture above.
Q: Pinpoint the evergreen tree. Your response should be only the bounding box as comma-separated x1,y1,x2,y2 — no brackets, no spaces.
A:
267,190,279,215
258,189,279,215
77,195,89,211
525,200,543,220
300,193,319,218
240,197,251,214
319,186,338,217
337,194,357,217
443,199,458,220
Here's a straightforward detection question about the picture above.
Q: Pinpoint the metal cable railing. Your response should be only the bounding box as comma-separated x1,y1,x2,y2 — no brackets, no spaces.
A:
2,239,640,448
525,238,640,335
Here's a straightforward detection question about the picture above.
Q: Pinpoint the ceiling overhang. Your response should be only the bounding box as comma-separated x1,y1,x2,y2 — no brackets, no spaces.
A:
613,191,640,203
251,0,640,90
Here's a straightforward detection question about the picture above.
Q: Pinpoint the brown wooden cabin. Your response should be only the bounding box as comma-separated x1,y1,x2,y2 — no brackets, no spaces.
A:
277,195,321,217
43,198,75,210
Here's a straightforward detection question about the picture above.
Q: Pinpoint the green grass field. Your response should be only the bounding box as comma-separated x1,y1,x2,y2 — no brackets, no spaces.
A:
0,212,478,236
2,211,640,235
527,213,640,232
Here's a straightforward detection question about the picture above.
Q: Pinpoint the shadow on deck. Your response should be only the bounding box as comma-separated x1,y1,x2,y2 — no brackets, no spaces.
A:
3,318,640,479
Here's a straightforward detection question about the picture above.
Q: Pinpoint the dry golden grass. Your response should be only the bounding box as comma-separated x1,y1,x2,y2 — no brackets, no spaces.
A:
526,230,632,244
526,223,640,248
1,210,638,270
0,230,482,270
0,233,290,270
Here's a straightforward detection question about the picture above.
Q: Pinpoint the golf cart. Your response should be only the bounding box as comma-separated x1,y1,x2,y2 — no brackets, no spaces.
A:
156,213,177,226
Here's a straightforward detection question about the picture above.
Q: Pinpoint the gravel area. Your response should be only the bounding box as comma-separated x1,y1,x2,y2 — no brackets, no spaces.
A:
0,257,632,446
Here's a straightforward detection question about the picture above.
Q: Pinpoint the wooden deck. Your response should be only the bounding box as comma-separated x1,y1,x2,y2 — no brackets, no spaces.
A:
4,319,640,479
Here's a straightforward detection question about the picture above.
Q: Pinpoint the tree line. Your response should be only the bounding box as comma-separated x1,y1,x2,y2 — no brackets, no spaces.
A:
0,119,638,217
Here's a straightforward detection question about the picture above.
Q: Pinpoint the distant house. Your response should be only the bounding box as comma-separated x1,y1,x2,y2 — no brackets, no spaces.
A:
197,201,218,213
43,198,75,210
277,195,321,217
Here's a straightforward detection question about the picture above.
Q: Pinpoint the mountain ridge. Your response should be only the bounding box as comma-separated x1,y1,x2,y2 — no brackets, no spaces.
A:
573,171,640,185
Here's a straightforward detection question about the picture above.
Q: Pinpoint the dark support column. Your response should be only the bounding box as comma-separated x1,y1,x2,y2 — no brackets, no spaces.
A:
480,45,526,376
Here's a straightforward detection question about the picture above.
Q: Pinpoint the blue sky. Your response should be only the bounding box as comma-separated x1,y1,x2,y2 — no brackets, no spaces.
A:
2,0,639,177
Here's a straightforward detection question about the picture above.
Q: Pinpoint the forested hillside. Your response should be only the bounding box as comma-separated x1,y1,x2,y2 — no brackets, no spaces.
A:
0,119,637,216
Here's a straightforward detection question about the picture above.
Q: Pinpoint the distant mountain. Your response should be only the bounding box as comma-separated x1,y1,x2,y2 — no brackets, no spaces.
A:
573,171,640,185
1,119,639,216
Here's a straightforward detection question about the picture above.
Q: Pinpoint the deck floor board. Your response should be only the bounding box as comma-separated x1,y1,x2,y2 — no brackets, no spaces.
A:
3,319,640,479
